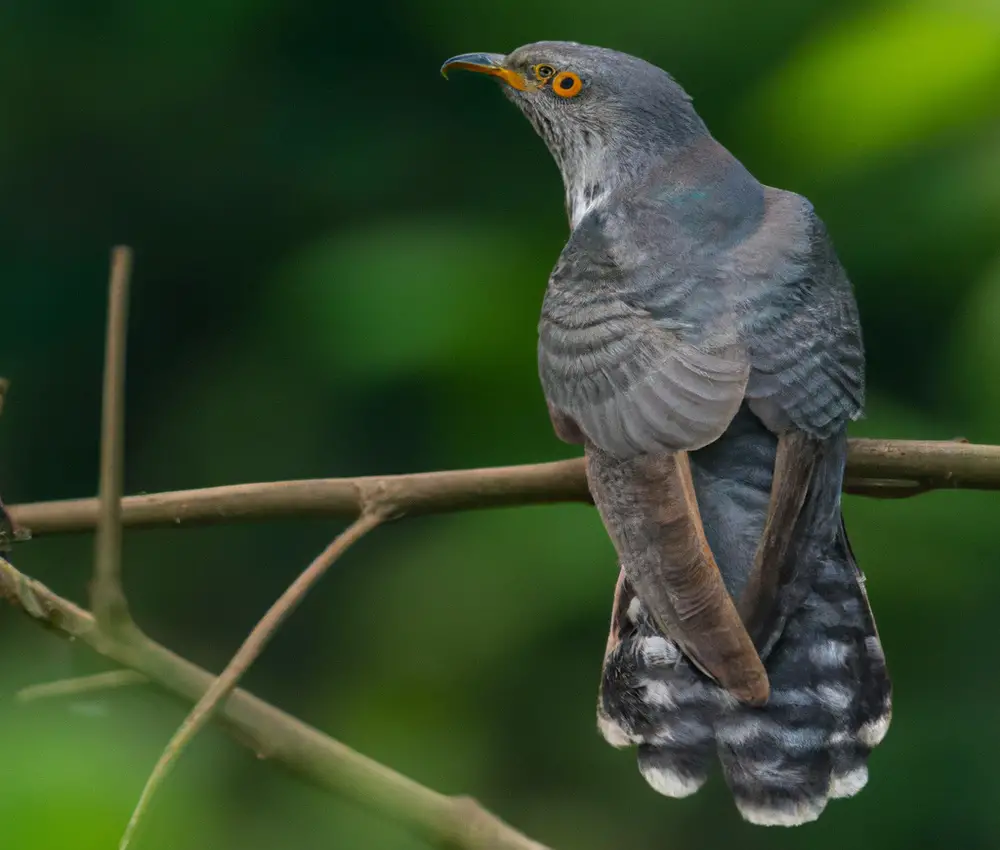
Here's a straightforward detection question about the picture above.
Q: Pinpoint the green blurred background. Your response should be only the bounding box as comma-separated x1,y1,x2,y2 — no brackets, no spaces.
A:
1,0,999,847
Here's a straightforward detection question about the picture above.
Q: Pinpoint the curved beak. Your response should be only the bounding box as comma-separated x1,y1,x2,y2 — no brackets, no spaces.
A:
440,52,531,91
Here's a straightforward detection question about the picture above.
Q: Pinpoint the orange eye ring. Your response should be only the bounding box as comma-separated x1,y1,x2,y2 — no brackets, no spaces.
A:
533,64,556,81
552,71,583,98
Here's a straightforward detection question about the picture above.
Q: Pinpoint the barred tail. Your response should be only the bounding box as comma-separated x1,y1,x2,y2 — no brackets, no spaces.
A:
597,531,891,826
598,570,722,797
718,520,891,824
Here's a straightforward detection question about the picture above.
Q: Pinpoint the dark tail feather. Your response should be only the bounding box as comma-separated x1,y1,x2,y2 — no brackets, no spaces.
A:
717,521,891,825
827,517,892,798
597,523,891,825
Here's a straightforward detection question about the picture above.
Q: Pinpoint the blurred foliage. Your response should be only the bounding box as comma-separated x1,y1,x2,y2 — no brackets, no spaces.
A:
1,0,999,848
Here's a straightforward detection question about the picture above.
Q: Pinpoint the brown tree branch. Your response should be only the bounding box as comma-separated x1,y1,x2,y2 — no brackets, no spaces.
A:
3,248,553,850
0,554,551,850
8,438,1000,539
8,459,587,534
118,510,387,850
91,246,134,634
15,669,149,703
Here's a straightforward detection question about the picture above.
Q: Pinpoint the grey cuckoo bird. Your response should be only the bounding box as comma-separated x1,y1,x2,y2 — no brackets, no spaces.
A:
441,42,891,826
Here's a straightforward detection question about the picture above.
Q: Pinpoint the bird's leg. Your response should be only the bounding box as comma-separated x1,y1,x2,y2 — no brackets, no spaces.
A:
737,430,823,651
586,445,769,705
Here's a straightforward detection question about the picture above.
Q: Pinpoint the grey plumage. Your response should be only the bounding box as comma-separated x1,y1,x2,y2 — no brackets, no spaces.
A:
536,118,863,455
442,41,890,825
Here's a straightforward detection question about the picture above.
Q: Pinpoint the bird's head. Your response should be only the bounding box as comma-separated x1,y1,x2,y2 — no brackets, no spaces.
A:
441,41,708,224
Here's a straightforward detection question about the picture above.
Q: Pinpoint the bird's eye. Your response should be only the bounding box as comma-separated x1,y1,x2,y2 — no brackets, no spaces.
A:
533,64,556,80
552,71,583,98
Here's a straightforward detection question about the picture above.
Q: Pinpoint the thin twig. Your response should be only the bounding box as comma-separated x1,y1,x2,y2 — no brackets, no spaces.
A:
0,555,549,850
16,669,148,703
8,438,1000,538
0,377,20,553
118,510,386,850
91,246,134,634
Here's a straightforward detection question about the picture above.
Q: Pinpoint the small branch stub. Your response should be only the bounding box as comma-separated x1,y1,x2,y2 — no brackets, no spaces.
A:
16,669,148,703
